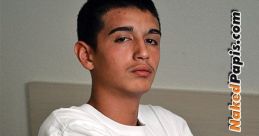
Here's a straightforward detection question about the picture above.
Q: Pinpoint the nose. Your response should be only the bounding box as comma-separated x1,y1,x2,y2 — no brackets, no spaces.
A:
133,40,149,60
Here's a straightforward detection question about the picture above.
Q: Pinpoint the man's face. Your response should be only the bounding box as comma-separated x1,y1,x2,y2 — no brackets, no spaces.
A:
91,7,161,96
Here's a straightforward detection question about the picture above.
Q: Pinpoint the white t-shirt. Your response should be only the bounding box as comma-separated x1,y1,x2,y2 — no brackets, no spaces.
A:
38,104,193,136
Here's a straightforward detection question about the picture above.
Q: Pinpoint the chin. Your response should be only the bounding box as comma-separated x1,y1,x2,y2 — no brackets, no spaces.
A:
128,81,152,95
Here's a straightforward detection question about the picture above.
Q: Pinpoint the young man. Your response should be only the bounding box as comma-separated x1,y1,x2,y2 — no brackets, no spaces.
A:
39,0,193,135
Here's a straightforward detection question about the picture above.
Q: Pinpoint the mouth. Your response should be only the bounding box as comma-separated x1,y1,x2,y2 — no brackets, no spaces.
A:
131,64,153,77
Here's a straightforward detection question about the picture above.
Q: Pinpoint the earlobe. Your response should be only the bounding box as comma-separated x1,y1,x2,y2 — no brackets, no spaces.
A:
74,41,94,70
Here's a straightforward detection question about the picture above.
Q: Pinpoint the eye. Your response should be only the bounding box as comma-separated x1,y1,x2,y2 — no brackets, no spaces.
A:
145,39,158,46
114,37,131,43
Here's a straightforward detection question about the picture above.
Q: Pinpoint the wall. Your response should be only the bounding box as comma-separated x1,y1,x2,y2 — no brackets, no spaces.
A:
153,0,259,93
1,1,87,135
0,0,3,135
1,0,258,136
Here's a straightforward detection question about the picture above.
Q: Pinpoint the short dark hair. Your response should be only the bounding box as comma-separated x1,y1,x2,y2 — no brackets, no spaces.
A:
77,0,160,51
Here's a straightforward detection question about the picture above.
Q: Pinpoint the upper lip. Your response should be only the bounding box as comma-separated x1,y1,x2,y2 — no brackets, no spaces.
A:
130,64,153,73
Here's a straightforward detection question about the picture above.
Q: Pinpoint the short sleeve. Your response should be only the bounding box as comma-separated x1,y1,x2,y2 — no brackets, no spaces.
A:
38,112,63,136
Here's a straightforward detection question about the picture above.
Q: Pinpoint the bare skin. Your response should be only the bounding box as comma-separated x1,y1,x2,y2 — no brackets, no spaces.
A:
74,7,161,126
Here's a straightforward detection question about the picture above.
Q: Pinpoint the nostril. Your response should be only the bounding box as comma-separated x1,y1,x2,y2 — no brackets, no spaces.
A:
134,51,149,60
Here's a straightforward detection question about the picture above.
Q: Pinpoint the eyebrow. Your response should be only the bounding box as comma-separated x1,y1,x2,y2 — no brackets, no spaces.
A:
108,26,133,35
108,26,161,36
148,29,161,36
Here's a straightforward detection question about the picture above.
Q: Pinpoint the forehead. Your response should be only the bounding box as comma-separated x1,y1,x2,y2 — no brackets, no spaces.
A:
101,7,160,30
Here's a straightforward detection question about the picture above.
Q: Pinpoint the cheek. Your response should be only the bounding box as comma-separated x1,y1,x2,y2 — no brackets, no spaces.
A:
105,48,132,69
150,49,160,67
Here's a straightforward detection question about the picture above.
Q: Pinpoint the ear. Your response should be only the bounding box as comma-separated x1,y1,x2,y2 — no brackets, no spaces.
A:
74,41,95,70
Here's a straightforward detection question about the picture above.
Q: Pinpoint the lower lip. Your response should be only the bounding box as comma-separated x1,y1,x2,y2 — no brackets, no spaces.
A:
132,70,151,77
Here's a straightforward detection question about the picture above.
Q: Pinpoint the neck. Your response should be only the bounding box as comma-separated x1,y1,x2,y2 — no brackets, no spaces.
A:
88,85,142,126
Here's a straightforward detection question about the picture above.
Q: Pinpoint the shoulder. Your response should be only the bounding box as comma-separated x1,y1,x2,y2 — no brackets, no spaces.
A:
139,105,193,136
38,105,108,136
